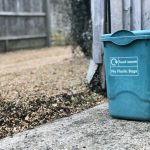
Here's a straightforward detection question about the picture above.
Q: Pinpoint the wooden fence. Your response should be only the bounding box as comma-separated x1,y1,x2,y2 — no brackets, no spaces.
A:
110,0,150,32
0,0,51,52
90,0,150,89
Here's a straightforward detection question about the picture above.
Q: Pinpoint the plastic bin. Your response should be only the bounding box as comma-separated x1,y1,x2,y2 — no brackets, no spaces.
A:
101,30,150,120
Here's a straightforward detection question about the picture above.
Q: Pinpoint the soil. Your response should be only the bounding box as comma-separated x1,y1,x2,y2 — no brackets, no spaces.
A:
0,46,105,139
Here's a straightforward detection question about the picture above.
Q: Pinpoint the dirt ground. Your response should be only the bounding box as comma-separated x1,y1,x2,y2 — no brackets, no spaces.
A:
0,47,76,101
0,47,72,77
0,47,105,139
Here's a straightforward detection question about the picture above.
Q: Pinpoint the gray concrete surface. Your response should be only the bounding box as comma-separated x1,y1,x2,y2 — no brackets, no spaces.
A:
0,103,150,150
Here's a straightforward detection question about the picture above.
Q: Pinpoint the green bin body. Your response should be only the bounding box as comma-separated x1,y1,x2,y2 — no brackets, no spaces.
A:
101,30,150,120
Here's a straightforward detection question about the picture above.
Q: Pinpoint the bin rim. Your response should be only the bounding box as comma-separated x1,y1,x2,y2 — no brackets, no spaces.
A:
100,30,150,46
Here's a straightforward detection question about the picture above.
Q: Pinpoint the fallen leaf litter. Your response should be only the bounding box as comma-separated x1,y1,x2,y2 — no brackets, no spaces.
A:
0,47,106,139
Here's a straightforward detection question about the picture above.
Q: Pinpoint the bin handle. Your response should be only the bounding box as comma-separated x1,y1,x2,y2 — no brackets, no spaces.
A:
111,30,135,37
110,30,136,46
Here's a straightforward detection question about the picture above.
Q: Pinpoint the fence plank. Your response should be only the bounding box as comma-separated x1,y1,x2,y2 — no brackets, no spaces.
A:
0,0,4,11
123,0,131,30
5,17,9,51
131,0,141,30
30,0,38,12
45,0,51,47
0,17,6,36
91,0,105,64
88,0,106,89
110,0,123,32
4,0,18,12
142,0,150,29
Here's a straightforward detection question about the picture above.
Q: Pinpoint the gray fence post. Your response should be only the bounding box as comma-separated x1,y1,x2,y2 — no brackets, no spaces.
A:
87,0,106,89
45,0,51,47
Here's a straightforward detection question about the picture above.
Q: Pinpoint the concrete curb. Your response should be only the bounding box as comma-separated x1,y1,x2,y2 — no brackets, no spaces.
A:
0,103,150,150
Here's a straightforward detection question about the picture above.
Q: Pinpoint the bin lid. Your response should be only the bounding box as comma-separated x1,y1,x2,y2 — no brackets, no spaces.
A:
101,30,150,46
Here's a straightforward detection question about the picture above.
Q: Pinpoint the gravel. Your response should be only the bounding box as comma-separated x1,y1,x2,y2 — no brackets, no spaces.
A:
1,103,150,150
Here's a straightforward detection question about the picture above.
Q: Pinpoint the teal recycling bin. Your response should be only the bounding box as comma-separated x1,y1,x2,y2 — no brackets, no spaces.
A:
101,30,150,120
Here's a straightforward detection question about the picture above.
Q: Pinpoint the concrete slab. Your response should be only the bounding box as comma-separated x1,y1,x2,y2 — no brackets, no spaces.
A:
0,103,150,150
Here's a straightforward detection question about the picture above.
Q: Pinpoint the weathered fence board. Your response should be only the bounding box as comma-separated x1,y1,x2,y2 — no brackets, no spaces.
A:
123,0,131,30
131,0,142,30
0,17,6,36
88,0,106,88
0,0,50,52
0,0,3,11
110,0,123,33
45,0,51,47
142,0,150,29
91,0,105,64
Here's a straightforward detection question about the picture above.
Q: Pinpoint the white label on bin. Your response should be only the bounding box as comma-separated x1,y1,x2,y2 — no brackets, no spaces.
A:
110,57,139,76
